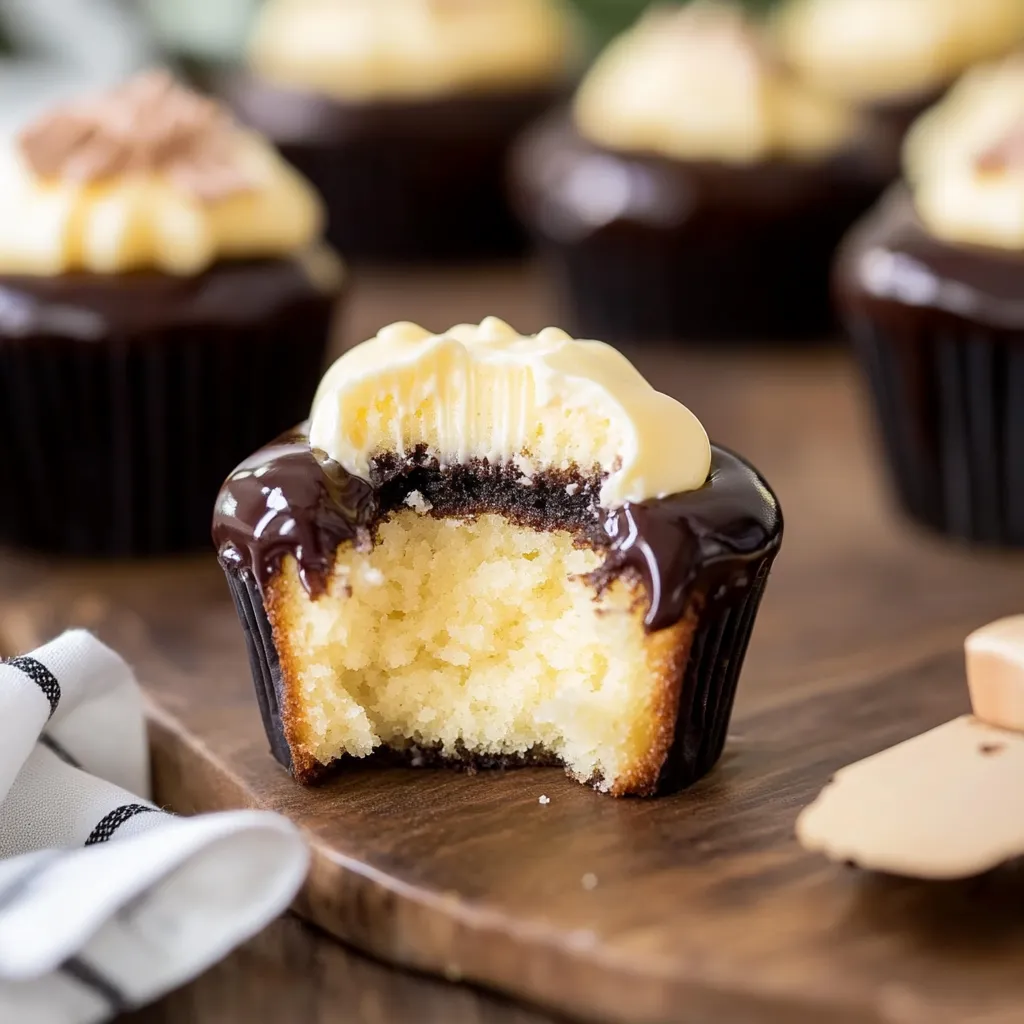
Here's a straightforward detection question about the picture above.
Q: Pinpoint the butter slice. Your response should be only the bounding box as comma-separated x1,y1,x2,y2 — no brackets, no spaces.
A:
966,615,1024,732
796,716,1024,879
308,318,711,508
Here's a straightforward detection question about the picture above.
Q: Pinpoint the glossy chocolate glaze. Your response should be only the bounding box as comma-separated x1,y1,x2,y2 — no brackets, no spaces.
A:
0,252,338,339
510,112,893,340
213,426,782,632
834,186,1024,334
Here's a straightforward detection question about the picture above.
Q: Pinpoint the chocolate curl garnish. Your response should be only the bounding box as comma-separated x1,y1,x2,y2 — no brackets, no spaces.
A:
18,70,255,202
977,117,1024,174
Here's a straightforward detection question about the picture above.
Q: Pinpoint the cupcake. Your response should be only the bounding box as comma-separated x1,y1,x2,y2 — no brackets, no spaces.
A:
227,0,576,262
0,71,344,556
213,317,783,796
511,1,885,343
773,0,1024,143
835,57,1024,546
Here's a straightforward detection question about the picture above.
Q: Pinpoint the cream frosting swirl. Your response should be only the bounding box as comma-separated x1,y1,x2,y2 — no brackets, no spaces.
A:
905,57,1024,250
308,317,711,508
248,0,575,102
0,71,324,276
773,0,1024,106
573,1,857,165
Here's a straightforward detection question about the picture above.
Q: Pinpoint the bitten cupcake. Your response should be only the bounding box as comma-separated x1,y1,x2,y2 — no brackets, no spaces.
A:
227,0,576,262
835,56,1024,546
213,317,782,796
774,0,1024,143
511,1,885,343
0,71,343,556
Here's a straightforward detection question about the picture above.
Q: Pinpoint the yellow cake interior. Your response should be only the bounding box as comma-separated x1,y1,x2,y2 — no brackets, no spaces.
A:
268,507,687,793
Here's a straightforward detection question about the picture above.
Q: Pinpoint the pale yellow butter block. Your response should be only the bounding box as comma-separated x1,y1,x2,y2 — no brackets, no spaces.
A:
796,716,1024,879
965,615,1024,732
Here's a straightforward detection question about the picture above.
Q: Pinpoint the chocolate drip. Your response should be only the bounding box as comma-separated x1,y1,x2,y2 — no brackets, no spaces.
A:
834,186,1024,334
596,451,781,631
212,427,782,631
213,429,376,597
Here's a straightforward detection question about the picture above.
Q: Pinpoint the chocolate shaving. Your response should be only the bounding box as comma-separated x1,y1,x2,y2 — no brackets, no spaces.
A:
18,70,255,202
976,117,1024,174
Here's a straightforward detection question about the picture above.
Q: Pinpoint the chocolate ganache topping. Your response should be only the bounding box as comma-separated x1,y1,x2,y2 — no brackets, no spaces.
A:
834,186,1024,334
213,426,782,633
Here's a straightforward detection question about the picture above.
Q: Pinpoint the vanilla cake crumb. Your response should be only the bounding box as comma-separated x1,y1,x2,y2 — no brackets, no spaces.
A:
581,873,598,890
403,490,433,514
565,483,579,496
269,510,688,793
539,795,550,805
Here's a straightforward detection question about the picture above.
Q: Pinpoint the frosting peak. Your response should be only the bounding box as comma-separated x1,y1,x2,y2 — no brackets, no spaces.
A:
773,0,1024,106
248,0,575,102
308,318,711,508
904,56,1024,251
573,1,857,164
0,71,325,276
19,71,252,202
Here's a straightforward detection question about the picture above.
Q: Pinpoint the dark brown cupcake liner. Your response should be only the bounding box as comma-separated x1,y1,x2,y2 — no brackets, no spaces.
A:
0,300,335,557
849,319,1024,545
512,114,889,344
536,205,870,344
223,552,775,795
656,558,773,791
227,76,562,263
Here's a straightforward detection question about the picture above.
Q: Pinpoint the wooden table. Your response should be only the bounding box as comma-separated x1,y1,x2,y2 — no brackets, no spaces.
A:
4,266,1024,1024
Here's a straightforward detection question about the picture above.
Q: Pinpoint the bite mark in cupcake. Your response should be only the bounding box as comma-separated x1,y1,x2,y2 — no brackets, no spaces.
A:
214,318,782,795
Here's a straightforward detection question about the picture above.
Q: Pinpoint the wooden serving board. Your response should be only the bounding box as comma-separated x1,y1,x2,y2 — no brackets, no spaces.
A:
4,347,1024,1024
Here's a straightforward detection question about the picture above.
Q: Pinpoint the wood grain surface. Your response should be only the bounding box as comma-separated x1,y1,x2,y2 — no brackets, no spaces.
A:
3,267,1024,1024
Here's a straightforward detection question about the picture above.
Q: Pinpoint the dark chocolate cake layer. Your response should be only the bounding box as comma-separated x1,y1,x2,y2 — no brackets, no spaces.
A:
0,257,339,555
835,187,1024,545
212,426,783,629
511,112,892,342
225,73,565,262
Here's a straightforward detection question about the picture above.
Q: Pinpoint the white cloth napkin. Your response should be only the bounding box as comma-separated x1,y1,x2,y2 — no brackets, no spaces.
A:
0,630,309,1024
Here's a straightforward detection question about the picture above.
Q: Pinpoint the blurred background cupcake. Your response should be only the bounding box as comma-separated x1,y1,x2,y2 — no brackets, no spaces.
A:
773,0,1024,153
835,56,1024,547
0,70,344,556
224,0,579,263
512,1,885,343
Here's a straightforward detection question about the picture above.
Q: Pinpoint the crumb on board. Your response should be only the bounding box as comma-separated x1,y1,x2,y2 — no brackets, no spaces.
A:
581,872,598,891
539,795,550,805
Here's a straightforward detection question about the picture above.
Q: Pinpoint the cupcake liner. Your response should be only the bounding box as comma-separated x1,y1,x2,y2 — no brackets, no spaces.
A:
656,558,772,792
541,204,861,344
0,298,334,557
228,77,559,263
280,137,529,263
226,568,295,772
851,319,1024,546
223,553,776,795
